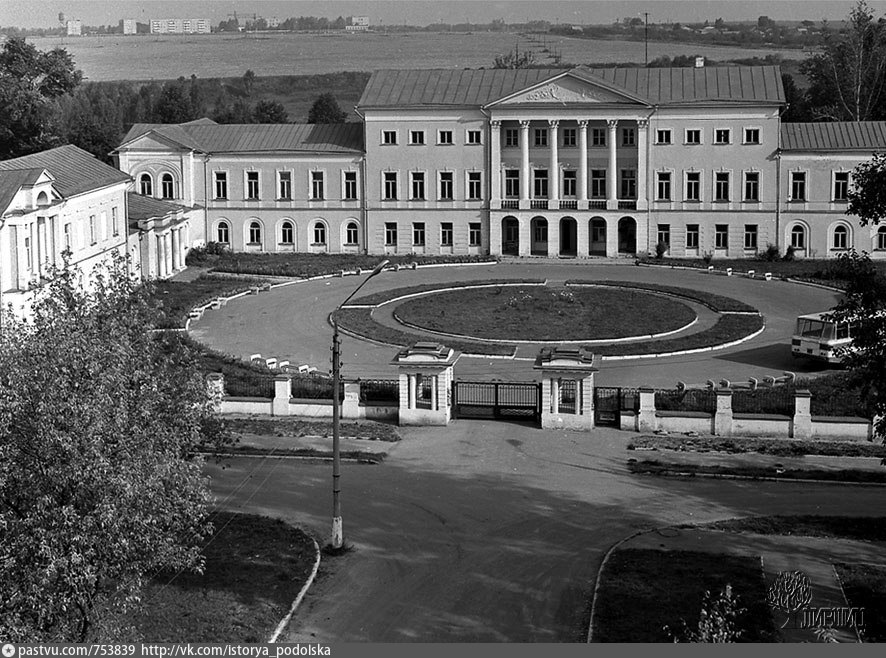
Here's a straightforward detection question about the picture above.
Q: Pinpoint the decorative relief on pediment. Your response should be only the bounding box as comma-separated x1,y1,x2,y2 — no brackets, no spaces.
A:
501,77,632,105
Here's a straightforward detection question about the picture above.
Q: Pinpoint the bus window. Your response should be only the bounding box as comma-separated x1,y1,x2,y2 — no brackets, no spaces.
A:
835,323,851,340
798,319,824,338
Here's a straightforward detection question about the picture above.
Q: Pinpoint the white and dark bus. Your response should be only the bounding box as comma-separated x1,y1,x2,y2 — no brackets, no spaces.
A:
791,312,852,364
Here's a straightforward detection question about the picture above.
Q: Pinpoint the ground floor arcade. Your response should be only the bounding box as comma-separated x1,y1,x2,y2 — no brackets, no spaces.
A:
489,213,644,258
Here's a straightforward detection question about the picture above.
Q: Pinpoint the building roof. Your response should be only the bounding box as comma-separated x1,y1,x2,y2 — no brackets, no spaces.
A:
0,168,47,215
357,66,785,108
127,192,188,224
781,122,886,151
120,122,364,154
0,145,130,198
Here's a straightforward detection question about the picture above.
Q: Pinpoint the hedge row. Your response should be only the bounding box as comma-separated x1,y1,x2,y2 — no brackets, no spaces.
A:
637,257,886,285
566,280,757,313
594,314,764,356
350,279,546,306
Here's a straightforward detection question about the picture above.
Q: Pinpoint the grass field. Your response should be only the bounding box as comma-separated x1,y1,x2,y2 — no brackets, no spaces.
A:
833,563,886,642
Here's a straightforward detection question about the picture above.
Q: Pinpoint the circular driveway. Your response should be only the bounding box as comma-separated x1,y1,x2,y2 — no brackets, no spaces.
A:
189,262,841,387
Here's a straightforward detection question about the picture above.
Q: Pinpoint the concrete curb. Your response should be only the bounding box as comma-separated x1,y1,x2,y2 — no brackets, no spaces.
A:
201,451,383,464
268,537,321,643
629,467,886,487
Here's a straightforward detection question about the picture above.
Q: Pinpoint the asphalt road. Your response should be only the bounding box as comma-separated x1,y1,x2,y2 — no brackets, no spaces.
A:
190,262,840,388
205,422,885,642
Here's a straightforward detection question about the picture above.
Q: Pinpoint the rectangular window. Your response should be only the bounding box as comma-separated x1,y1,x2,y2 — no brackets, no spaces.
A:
714,128,731,145
657,224,671,247
89,215,96,244
744,224,758,250
620,169,636,199
469,223,482,247
409,130,425,145
24,236,31,269
714,172,730,202
534,128,548,147
685,172,701,201
791,172,806,201
214,172,228,199
562,128,577,147
412,222,425,246
744,172,760,201
343,171,358,200
533,169,548,198
385,222,397,246
438,172,454,200
310,171,324,200
656,129,672,145
467,172,482,200
744,127,761,144
685,129,701,145
534,222,547,242
438,130,453,145
622,127,635,146
278,171,292,200
715,224,729,249
467,130,482,145
505,169,520,198
504,128,519,147
246,171,260,200
410,172,425,200
64,223,72,250
111,207,119,237
591,170,606,198
383,172,398,200
591,128,606,147
656,172,672,201
686,224,699,249
440,223,453,247
382,130,397,145
562,170,577,197
834,172,850,201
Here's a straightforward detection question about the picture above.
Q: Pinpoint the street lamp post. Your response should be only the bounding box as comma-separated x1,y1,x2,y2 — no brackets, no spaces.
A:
329,259,389,549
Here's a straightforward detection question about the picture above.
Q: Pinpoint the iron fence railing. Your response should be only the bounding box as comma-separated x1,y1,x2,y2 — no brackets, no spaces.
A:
290,375,342,400
732,387,796,416
225,375,276,399
655,388,717,415
358,379,400,404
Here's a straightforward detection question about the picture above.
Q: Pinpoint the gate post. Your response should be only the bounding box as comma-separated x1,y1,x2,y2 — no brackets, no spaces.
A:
638,387,656,432
391,342,460,426
714,388,734,436
534,346,598,430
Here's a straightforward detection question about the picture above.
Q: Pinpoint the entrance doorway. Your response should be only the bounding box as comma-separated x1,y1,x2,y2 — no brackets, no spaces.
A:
618,216,637,254
589,218,607,255
559,217,577,257
502,217,519,255
530,217,548,256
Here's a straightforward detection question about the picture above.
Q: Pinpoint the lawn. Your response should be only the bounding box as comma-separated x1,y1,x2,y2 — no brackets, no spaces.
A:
592,548,777,642
595,314,764,356
698,516,886,541
629,435,886,459
566,280,757,313
153,275,271,329
834,563,886,642
393,286,696,340
350,279,546,306
226,417,400,442
133,511,316,642
628,459,886,484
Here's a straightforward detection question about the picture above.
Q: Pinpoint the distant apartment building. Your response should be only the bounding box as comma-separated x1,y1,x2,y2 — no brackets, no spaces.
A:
149,18,211,34
65,20,81,36
346,16,370,31
121,19,137,35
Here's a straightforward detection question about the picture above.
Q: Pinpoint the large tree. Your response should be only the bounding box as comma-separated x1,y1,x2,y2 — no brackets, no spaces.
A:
307,92,347,123
0,258,229,641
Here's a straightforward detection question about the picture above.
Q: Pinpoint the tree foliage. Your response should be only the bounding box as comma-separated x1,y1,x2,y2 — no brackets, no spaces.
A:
252,99,289,123
0,258,230,641
307,92,347,123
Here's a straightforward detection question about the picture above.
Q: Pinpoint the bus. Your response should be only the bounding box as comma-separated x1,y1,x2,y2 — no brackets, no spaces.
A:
791,312,852,364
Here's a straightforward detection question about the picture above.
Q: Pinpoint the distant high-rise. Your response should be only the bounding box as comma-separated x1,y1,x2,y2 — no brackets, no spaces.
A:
149,18,211,34
121,19,137,35
346,16,370,31
65,19,81,36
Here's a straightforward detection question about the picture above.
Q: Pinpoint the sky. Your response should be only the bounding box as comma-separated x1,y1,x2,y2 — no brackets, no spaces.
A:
0,0,882,29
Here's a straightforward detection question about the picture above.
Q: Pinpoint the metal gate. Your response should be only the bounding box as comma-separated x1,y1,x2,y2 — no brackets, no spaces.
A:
593,387,639,427
452,380,541,423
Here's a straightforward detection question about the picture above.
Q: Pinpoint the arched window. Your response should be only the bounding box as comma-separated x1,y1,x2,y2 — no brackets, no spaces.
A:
139,173,153,196
281,221,294,245
790,225,806,250
345,222,359,246
833,225,849,249
313,221,327,245
248,221,262,245
36,191,49,206
216,221,230,244
878,227,886,250
161,173,174,199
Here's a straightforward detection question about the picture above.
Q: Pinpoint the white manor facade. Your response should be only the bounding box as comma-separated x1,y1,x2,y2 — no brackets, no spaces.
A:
114,65,886,261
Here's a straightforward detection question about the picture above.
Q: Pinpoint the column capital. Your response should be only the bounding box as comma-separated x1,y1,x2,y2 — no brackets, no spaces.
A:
548,119,560,128
578,119,590,128
607,119,619,130
519,120,532,129
637,118,650,129
490,120,501,129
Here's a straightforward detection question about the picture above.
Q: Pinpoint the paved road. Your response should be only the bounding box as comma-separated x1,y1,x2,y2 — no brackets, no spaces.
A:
205,422,884,642
190,262,839,387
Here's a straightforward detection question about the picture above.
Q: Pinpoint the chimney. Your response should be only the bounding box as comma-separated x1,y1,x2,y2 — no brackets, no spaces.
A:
694,56,705,68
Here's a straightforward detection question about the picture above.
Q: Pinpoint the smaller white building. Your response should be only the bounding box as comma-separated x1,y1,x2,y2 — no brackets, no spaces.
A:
65,20,81,36
121,19,137,35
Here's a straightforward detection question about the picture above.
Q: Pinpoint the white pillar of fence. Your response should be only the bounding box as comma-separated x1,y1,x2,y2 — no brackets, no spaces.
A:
792,389,812,439
714,389,733,436
272,374,291,416
638,387,656,433
342,381,361,419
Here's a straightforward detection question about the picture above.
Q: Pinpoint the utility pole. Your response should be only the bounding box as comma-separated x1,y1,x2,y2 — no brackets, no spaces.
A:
644,12,650,66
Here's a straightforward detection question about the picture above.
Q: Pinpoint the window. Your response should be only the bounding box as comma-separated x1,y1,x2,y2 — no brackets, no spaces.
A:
591,128,606,147
620,169,636,199
715,224,728,249
345,222,359,245
744,172,760,201
311,171,324,200
834,172,850,201
111,207,119,237
657,224,670,247
343,171,358,200
656,172,672,201
714,172,730,202
438,172,454,200
63,223,72,250
139,173,152,196
468,172,482,200
278,171,292,199
591,170,606,198
505,169,520,198
246,171,260,200
438,130,453,145
281,221,294,244
791,225,806,249
878,227,886,250
214,172,227,199
216,221,230,244
790,172,806,201
409,130,425,145
469,223,482,247
89,215,96,244
534,221,548,242
413,222,425,246
562,170,577,197
441,223,453,247
382,130,397,145
686,224,699,249
504,128,519,147
385,222,398,246
248,221,262,245
833,225,849,249
685,172,701,201
714,128,731,145
685,129,701,145
533,169,548,198
744,128,761,144
533,128,548,147
622,127,635,146
467,130,482,145
744,224,758,250
410,172,426,200
656,129,672,145
161,173,174,199
562,128,577,147
384,172,398,200
313,222,326,245
24,237,31,270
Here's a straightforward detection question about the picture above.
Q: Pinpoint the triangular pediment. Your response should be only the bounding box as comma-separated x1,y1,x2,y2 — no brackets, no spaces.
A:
486,70,650,107
118,131,192,153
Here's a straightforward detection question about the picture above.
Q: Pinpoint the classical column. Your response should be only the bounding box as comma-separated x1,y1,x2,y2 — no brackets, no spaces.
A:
171,229,180,271
163,232,172,276
490,120,502,206
578,120,589,206
157,235,165,278
637,118,649,210
607,119,618,209
548,120,559,206
431,374,438,411
408,374,416,409
551,378,560,414
520,120,531,207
